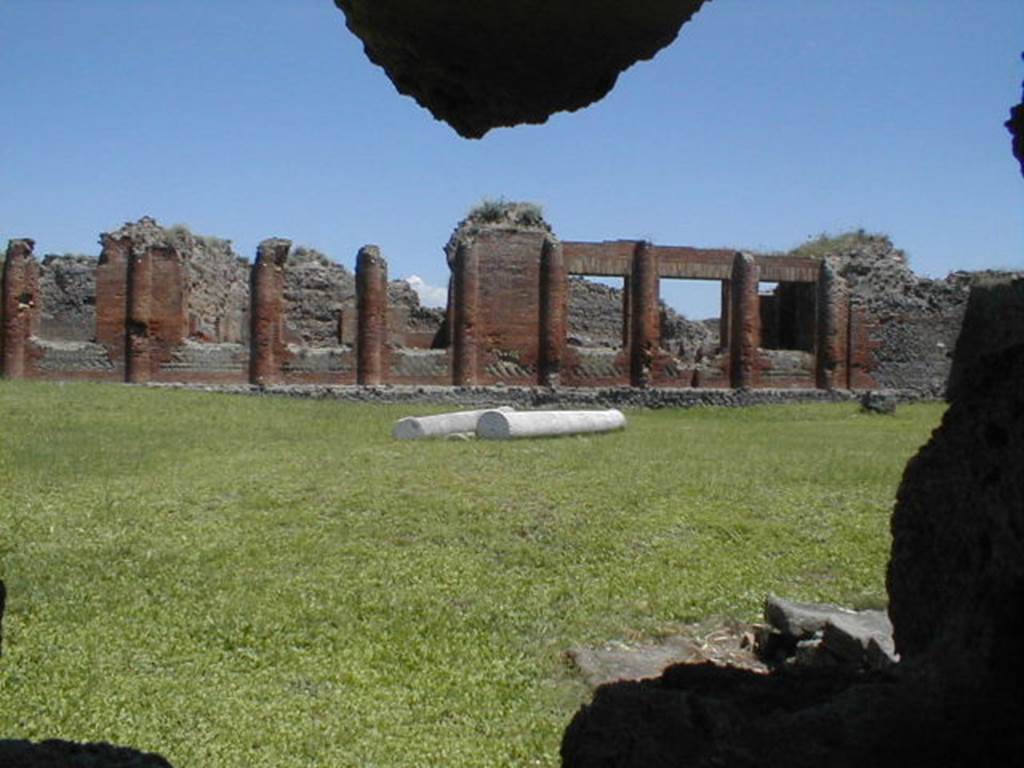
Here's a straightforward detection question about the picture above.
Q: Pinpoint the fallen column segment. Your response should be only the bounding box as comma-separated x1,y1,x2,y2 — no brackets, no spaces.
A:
393,406,514,440
476,409,626,440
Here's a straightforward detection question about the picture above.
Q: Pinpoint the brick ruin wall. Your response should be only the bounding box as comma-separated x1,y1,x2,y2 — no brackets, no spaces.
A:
3,219,1011,395
1,217,447,387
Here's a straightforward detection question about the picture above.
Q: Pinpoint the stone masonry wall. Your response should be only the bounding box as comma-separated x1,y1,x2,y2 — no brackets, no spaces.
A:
283,247,354,346
282,246,444,350
786,233,1007,395
170,227,249,344
3,219,1007,395
38,255,97,342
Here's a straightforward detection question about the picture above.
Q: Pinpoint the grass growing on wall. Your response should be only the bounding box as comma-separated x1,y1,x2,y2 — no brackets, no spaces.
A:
0,382,943,767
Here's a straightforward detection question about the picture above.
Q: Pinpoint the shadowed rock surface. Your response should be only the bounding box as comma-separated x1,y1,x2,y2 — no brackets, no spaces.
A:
333,0,710,138
888,339,1024,685
945,276,1024,401
0,740,173,768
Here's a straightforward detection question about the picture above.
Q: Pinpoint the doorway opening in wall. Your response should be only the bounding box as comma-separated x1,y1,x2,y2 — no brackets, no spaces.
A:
566,275,628,385
658,278,726,387
567,276,627,351
757,279,818,387
758,281,816,352
658,278,724,356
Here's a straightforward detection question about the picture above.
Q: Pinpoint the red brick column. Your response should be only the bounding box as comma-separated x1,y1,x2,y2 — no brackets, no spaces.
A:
815,257,849,390
452,241,480,386
125,246,156,383
729,252,760,388
2,239,39,379
538,237,567,386
629,241,659,387
249,238,290,386
356,245,388,385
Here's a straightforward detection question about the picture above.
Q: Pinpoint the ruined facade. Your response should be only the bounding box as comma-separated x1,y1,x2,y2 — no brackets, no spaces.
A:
2,216,998,394
0,218,445,387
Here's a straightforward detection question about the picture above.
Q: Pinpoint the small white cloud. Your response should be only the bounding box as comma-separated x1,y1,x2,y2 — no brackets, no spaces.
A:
405,275,448,308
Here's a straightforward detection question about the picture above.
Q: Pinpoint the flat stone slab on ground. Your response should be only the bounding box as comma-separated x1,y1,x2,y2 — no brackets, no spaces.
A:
567,622,768,688
764,594,860,640
823,610,897,665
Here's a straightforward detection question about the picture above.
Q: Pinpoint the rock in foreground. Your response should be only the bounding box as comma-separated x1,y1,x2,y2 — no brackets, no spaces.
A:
0,741,173,768
334,1,709,138
562,284,1024,767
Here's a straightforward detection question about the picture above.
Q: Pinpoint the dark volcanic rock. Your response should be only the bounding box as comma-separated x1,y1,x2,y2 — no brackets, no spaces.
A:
561,663,956,768
1008,54,1024,177
946,276,1024,402
561,290,1024,767
0,740,173,768
333,1,710,138
887,340,1024,687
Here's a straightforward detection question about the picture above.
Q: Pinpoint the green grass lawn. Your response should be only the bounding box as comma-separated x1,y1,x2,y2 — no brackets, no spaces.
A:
0,382,944,767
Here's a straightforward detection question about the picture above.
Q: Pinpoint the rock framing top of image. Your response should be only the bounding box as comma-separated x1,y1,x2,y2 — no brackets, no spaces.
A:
333,0,711,138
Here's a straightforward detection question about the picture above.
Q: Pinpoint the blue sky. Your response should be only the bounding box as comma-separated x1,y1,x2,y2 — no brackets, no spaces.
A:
2,0,1022,317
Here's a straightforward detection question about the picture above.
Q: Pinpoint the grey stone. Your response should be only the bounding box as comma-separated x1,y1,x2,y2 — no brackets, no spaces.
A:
865,635,899,671
859,391,897,415
568,642,698,689
790,633,852,670
820,611,893,666
38,254,97,342
764,594,857,641
568,623,767,689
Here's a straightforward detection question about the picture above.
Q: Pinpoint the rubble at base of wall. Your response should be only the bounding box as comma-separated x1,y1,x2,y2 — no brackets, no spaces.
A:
138,382,932,409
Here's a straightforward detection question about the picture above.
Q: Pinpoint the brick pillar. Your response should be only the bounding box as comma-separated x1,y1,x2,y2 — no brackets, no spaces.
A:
125,246,154,383
250,238,290,386
621,276,632,349
356,245,388,385
452,241,479,386
538,237,566,386
719,280,732,350
2,239,39,379
629,241,659,387
815,257,849,390
729,252,760,388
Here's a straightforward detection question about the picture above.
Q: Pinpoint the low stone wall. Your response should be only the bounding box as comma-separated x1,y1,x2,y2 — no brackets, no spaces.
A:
142,381,920,410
